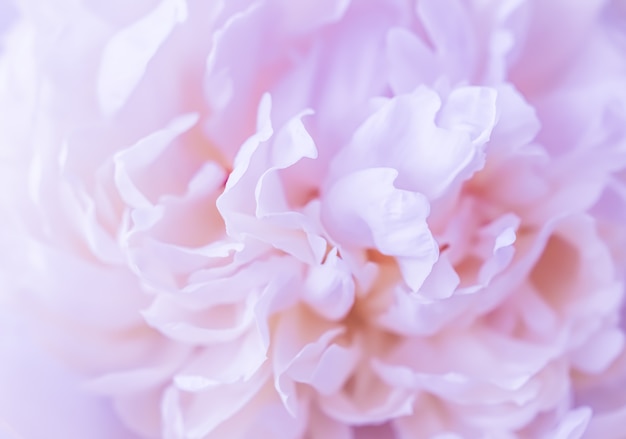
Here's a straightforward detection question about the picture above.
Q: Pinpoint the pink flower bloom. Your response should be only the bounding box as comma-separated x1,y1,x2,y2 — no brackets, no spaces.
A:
1,0,626,438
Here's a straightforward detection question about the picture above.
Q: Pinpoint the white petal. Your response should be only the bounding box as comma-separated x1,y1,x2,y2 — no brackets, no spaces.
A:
97,0,188,115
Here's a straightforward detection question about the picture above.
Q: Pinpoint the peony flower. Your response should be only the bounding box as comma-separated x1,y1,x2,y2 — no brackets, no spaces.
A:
1,0,626,438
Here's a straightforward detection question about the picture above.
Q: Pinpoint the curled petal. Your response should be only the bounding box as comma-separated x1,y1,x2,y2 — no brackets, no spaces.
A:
331,85,497,199
322,167,437,291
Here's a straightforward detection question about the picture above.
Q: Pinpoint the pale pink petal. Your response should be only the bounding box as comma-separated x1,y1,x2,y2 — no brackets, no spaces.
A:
322,168,436,291
2,1,626,438
98,0,188,115
302,248,356,320
331,85,496,199
385,27,438,94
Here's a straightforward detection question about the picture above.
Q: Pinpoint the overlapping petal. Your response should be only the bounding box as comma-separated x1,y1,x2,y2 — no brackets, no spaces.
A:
1,1,626,439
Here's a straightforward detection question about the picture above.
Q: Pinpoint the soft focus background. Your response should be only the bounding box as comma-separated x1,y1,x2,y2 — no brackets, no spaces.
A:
0,2,136,438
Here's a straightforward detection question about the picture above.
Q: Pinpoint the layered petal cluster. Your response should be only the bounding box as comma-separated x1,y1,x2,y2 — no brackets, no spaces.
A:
1,0,626,438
